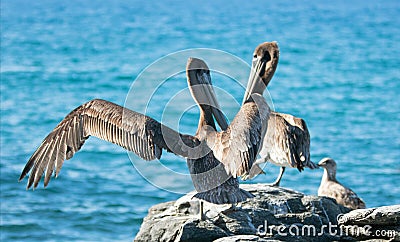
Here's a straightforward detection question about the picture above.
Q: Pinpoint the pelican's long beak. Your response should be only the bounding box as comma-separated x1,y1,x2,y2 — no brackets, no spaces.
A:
187,58,229,130
243,42,279,104
242,57,268,104
209,90,229,130
196,79,229,130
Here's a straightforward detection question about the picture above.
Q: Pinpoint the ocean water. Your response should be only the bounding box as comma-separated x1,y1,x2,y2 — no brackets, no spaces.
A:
1,0,399,241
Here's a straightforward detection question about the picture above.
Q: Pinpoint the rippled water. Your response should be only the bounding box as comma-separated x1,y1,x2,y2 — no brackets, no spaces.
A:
1,0,399,241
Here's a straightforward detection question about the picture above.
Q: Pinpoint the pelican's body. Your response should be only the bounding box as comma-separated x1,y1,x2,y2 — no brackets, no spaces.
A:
318,158,366,210
240,42,316,185
19,43,280,210
247,112,317,186
185,58,254,204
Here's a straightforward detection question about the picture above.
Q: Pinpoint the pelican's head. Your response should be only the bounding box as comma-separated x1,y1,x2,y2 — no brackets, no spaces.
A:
243,42,279,103
318,157,337,171
186,57,228,130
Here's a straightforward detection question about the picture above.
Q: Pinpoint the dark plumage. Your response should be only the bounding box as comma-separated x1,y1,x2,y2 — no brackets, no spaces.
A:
318,158,366,210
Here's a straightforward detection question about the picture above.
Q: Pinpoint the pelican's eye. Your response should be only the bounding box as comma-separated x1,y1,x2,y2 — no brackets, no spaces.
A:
262,51,271,63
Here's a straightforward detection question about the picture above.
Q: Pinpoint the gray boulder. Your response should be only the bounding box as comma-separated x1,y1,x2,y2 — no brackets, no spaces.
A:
337,205,400,241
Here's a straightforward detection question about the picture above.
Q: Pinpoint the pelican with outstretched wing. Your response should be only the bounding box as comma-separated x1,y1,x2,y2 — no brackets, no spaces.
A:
20,43,279,220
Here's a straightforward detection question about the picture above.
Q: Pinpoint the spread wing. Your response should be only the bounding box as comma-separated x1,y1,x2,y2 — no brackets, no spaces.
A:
211,94,270,177
19,99,199,189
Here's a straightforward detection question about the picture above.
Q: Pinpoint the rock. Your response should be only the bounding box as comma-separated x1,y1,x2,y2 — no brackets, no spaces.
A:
134,184,397,242
337,205,400,241
337,205,400,226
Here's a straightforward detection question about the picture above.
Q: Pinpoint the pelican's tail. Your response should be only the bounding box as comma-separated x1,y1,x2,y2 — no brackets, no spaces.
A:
192,176,254,205
193,187,254,205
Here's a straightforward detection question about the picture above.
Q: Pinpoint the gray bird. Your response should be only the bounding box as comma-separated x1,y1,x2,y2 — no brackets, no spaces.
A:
318,157,366,210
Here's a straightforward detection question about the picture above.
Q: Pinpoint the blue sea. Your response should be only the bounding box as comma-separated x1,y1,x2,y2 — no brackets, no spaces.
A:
1,0,399,241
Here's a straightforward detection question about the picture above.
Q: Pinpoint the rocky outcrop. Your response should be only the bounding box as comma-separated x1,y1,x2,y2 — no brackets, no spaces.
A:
134,184,399,241
338,205,400,241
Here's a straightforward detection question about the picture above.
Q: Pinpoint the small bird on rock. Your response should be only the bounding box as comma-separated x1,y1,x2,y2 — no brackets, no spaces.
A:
318,157,366,210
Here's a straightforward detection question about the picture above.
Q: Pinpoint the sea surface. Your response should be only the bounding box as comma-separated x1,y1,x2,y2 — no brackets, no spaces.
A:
1,0,399,241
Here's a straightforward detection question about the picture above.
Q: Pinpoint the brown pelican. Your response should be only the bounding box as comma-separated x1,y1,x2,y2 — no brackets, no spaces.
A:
241,42,317,185
209,42,279,179
318,158,366,210
185,58,254,207
246,112,318,186
19,44,278,211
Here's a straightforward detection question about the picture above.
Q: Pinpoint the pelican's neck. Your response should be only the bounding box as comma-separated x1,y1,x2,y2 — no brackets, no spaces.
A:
322,167,337,182
196,107,215,137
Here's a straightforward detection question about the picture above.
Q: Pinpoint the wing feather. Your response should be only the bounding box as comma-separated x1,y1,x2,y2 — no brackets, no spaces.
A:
55,130,68,177
44,134,60,187
33,143,54,189
278,113,314,171
254,112,315,171
27,143,50,189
